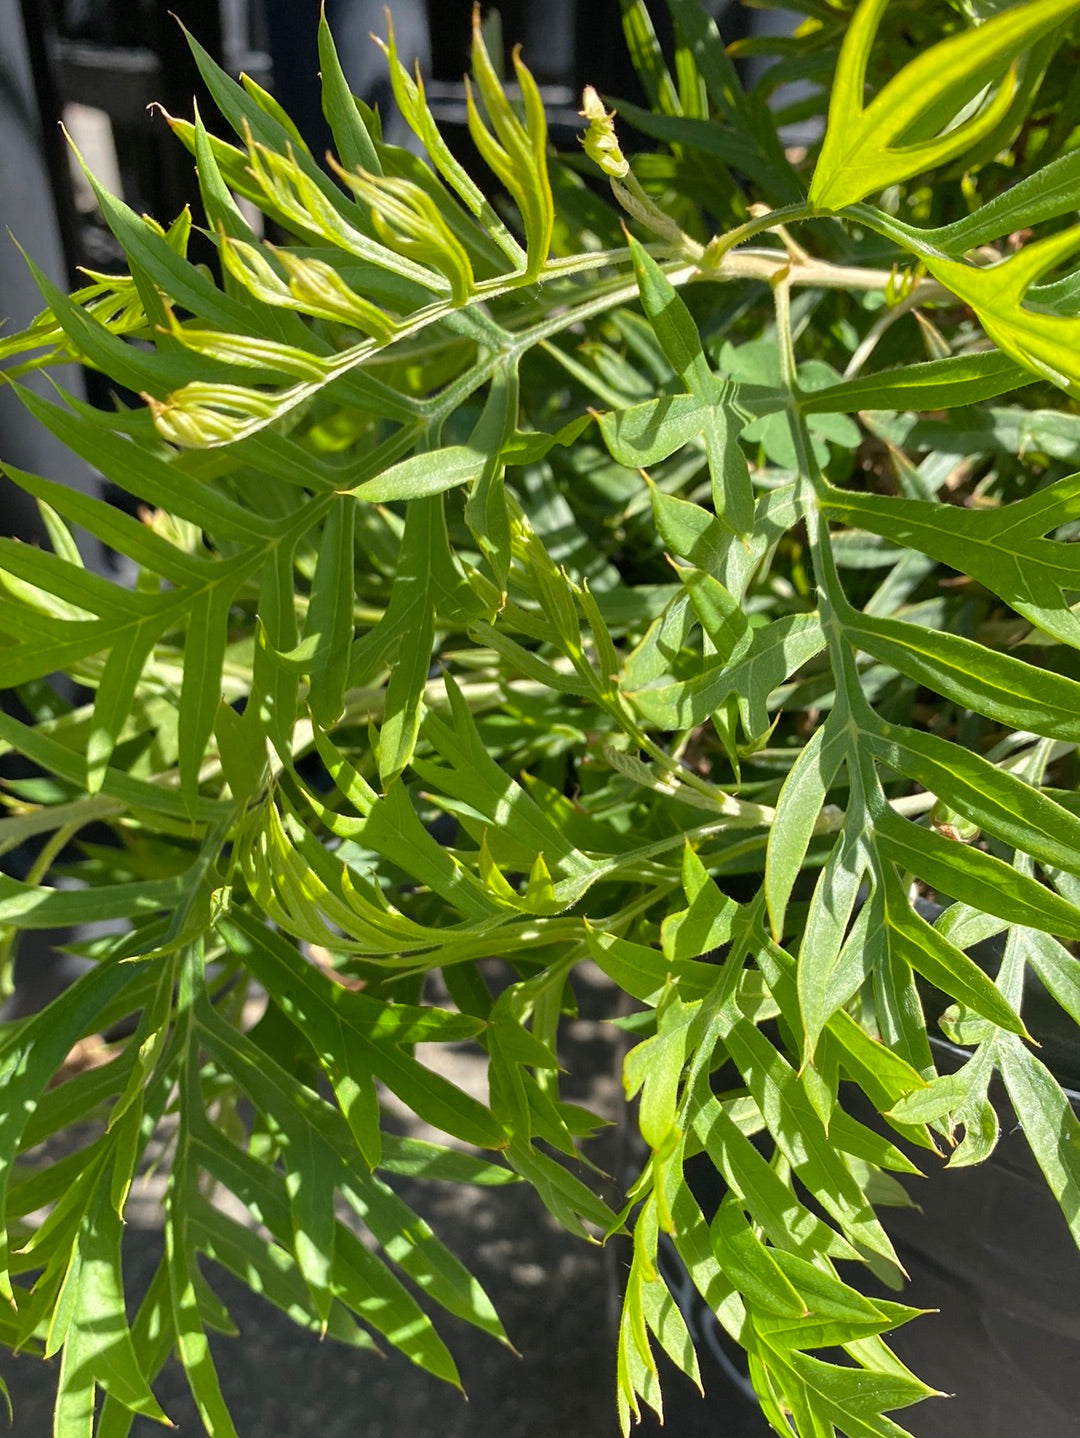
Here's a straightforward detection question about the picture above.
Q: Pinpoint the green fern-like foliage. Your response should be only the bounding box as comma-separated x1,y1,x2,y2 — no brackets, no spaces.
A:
3,1,1080,1433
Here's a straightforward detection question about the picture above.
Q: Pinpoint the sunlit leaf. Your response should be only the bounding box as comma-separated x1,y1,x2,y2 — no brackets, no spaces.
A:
921,226,1080,398
810,0,1080,211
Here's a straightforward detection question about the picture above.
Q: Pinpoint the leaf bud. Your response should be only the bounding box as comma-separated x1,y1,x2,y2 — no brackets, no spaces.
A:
274,252,395,342
580,86,629,179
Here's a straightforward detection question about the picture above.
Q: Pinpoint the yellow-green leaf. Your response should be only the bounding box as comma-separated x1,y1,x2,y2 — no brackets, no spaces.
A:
810,0,1080,211
921,225,1080,398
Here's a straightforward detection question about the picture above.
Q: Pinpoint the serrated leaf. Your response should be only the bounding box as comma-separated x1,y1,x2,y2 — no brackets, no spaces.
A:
188,1195,374,1349
926,148,1080,253
661,850,738,961
948,1093,1001,1168
86,620,161,793
376,15,525,270
377,500,440,784
680,565,751,664
219,911,497,1149
284,1125,337,1328
93,1260,174,1438
503,1137,618,1239
165,1186,240,1438
754,930,935,1149
359,779,503,920
377,1135,517,1185
639,1264,702,1393
178,568,252,811
887,1044,994,1126
418,673,592,879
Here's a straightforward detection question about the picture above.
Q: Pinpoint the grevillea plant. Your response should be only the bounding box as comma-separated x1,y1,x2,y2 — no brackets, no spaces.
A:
3,0,1080,1432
